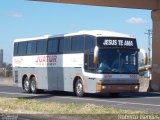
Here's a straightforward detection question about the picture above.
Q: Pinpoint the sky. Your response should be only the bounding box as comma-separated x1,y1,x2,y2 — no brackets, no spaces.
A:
0,0,152,63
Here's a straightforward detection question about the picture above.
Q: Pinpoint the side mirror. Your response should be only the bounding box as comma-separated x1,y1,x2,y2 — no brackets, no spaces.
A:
93,46,99,64
139,49,148,65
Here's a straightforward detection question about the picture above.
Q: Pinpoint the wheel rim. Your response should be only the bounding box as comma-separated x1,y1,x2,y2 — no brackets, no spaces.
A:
76,81,82,95
31,79,36,92
24,79,29,91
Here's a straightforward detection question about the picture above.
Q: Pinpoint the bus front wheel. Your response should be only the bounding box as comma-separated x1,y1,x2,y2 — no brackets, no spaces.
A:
30,77,38,94
23,77,31,93
75,79,84,97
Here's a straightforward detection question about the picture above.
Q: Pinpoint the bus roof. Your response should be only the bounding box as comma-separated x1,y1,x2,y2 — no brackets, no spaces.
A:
14,35,51,42
14,30,135,42
64,30,135,38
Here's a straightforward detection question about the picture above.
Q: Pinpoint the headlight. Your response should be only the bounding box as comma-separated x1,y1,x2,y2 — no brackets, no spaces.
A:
134,86,138,89
102,86,106,89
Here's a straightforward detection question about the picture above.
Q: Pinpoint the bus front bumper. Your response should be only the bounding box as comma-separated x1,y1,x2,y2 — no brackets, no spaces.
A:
96,83,139,93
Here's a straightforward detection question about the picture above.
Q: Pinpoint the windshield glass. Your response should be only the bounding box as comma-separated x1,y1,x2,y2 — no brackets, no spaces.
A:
98,49,138,74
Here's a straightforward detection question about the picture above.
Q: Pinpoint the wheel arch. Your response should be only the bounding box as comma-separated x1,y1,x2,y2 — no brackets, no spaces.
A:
22,74,28,89
29,74,36,80
22,74,37,89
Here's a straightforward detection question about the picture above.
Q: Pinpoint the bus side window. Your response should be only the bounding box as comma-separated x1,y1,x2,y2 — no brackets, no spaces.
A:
36,39,47,54
84,53,95,72
64,37,71,53
88,54,95,71
71,36,84,52
59,38,64,53
27,41,36,55
14,43,18,56
47,38,58,54
85,35,95,50
18,42,27,56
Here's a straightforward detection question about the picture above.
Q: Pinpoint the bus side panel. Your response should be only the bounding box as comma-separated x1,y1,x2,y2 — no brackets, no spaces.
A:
35,67,48,90
13,67,49,90
13,67,22,87
84,76,97,93
48,67,82,92
63,67,83,92
47,67,58,90
57,67,64,91
48,67,84,92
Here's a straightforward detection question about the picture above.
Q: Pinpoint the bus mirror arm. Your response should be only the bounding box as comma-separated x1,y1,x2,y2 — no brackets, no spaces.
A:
94,46,99,64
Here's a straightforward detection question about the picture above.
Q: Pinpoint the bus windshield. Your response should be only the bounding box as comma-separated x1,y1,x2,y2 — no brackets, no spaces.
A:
98,49,138,74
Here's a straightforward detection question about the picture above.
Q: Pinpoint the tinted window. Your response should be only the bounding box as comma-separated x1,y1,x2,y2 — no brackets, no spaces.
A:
64,37,71,52
18,42,27,55
98,49,138,74
84,53,96,72
71,36,84,52
59,39,64,53
27,42,32,55
85,35,95,50
14,43,18,56
47,38,58,54
37,40,47,54
88,54,95,70
27,41,36,55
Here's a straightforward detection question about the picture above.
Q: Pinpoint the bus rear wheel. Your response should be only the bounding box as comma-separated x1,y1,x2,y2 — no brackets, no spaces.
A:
30,77,38,94
75,79,84,97
23,77,31,93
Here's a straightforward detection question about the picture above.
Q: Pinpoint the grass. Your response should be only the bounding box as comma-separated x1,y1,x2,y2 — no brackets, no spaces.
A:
0,97,146,114
0,97,152,120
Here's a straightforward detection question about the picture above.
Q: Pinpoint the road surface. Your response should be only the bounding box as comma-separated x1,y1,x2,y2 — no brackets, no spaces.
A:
0,85,160,113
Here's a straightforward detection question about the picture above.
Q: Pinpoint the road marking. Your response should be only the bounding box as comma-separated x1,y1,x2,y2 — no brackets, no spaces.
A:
0,92,40,96
0,91,160,107
55,96,160,107
142,96,160,99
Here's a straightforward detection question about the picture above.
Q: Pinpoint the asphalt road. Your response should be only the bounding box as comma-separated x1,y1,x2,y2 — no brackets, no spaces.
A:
0,85,160,113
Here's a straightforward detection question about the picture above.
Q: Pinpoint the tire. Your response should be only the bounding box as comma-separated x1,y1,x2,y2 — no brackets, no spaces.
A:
75,79,84,97
30,77,38,94
23,77,31,93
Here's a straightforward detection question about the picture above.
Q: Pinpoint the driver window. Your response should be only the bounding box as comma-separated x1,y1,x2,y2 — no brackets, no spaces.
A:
84,53,96,72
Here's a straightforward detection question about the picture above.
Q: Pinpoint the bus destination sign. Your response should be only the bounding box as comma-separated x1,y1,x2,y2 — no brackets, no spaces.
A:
97,37,137,48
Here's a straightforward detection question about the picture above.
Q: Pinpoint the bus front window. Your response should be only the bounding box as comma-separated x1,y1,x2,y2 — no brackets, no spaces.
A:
98,49,138,74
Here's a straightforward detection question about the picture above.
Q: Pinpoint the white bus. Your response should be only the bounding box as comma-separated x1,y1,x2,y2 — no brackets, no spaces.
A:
13,30,140,97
